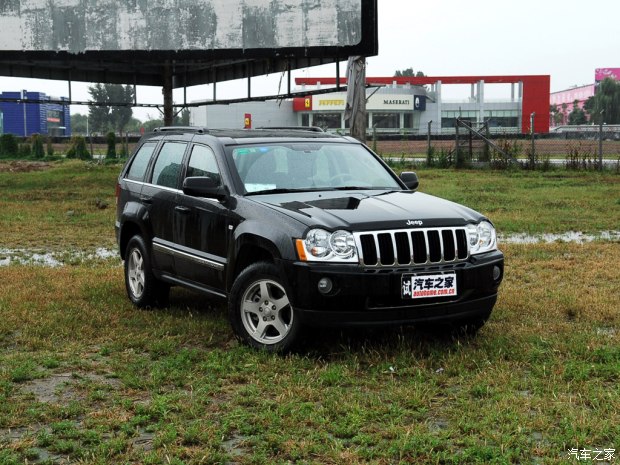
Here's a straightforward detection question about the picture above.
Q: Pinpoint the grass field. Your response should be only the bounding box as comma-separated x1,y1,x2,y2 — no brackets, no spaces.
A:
0,160,619,464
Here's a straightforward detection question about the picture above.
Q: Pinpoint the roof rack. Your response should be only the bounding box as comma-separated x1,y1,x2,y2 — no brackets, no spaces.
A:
153,126,209,134
255,126,324,132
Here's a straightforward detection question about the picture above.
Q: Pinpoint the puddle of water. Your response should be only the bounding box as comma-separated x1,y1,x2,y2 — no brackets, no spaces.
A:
21,372,123,404
0,248,119,267
222,433,250,458
596,327,617,338
131,429,155,452
0,231,617,268
500,231,620,244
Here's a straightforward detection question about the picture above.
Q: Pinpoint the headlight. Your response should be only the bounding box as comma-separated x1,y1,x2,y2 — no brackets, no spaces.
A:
466,221,497,255
297,229,358,262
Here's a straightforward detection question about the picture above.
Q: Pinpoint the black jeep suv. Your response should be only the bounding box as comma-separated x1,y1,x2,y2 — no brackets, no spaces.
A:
116,127,503,351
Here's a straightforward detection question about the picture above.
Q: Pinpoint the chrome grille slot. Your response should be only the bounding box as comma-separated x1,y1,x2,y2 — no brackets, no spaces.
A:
356,227,470,268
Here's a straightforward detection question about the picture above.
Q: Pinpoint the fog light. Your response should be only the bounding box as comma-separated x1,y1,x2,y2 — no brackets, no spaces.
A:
493,265,502,281
318,277,333,295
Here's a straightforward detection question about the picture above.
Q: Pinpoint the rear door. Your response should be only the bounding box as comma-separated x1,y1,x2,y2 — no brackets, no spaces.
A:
117,140,159,242
142,140,189,274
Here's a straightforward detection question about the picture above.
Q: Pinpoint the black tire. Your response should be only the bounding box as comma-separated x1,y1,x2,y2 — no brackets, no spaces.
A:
228,262,302,353
124,235,170,308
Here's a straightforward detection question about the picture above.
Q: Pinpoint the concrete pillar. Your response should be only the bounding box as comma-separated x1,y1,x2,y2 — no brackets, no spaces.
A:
436,80,442,132
478,80,485,124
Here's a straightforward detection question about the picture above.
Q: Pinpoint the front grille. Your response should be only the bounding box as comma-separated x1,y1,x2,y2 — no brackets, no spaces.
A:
355,227,469,267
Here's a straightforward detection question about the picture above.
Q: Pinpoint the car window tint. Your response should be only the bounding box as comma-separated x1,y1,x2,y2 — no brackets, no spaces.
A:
187,145,219,179
126,142,157,181
151,142,187,188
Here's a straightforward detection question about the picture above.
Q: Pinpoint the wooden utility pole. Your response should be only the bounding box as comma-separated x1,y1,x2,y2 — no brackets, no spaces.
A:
345,56,367,144
163,61,173,126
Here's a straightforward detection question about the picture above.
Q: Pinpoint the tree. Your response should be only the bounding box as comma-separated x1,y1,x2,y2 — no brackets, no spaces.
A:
71,113,88,134
125,117,143,134
394,68,425,78
561,103,568,125
143,118,164,133
109,85,135,134
549,104,564,126
66,136,90,159
88,83,110,134
568,100,587,125
0,133,19,156
106,132,117,158
30,133,45,158
586,77,620,125
174,108,191,126
87,83,135,134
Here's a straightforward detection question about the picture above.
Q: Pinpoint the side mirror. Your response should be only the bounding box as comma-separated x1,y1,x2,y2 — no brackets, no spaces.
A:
400,171,419,191
182,176,228,201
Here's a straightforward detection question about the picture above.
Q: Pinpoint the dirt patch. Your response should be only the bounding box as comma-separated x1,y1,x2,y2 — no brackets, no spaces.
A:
20,372,123,405
0,160,52,173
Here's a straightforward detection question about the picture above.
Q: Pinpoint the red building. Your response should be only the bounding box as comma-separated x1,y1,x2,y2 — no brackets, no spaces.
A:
294,75,550,134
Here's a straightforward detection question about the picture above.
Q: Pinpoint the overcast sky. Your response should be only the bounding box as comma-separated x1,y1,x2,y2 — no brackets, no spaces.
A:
0,0,617,121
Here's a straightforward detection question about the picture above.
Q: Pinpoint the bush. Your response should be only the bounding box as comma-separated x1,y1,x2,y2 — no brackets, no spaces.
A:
106,132,117,158
426,146,435,167
18,143,31,158
66,136,90,160
46,137,54,157
0,133,19,157
30,133,45,159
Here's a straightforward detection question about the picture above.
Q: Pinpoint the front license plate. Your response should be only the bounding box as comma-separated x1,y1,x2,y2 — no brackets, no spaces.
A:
401,272,457,299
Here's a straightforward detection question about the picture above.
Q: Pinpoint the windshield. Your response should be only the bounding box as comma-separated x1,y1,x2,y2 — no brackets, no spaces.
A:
230,142,402,194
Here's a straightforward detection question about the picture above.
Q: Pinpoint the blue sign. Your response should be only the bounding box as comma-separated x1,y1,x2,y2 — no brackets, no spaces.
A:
414,95,426,111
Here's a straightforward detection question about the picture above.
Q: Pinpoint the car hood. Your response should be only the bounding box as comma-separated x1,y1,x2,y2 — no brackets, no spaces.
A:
250,190,485,230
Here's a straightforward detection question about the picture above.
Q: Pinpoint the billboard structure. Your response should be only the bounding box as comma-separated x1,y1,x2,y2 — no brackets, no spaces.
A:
0,0,377,123
595,68,620,83
0,0,377,87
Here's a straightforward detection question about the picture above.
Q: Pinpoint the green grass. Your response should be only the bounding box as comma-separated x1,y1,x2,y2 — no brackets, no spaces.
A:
0,160,619,463
0,160,120,250
1,160,618,252
0,243,619,464
414,169,620,234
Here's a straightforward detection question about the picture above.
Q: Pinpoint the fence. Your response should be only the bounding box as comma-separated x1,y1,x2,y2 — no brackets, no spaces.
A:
374,120,620,170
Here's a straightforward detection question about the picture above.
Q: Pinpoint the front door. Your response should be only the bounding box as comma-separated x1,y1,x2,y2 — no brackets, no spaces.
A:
174,144,230,294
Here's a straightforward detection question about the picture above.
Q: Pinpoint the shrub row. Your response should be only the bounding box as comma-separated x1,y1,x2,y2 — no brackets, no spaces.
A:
0,132,124,160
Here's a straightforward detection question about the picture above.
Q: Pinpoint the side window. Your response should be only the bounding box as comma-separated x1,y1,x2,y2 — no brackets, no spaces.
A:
126,142,157,181
151,142,187,188
186,145,220,182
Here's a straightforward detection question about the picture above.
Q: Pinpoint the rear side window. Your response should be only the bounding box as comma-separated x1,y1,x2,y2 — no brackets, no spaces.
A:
126,142,157,181
151,142,187,188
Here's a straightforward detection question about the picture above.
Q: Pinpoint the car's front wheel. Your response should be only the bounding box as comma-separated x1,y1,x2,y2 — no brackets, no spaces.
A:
124,235,169,308
228,262,301,352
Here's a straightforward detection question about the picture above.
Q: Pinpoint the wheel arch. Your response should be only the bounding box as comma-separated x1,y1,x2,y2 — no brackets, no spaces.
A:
227,234,283,292
119,220,149,260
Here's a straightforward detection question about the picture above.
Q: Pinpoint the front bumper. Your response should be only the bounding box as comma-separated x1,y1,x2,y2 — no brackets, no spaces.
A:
279,249,504,327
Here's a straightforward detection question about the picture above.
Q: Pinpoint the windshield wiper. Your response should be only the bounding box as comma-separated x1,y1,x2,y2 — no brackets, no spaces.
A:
330,186,376,191
246,187,322,195
372,189,405,196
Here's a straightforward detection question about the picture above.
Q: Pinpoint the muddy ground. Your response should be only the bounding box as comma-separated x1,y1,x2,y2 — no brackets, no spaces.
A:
0,160,53,173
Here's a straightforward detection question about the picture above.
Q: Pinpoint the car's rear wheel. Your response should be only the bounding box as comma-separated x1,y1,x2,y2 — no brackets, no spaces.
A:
124,235,169,308
229,262,301,352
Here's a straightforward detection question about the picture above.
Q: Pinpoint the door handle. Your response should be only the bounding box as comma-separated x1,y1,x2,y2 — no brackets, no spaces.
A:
175,206,191,214
140,196,152,204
